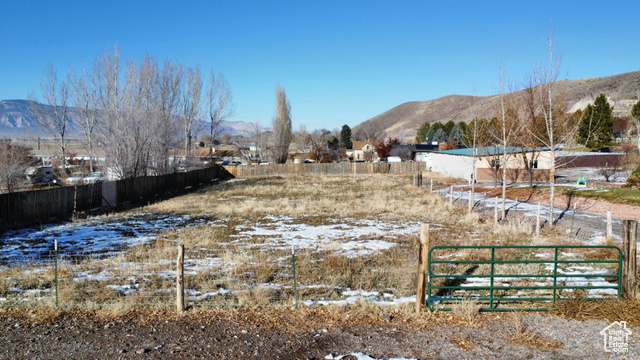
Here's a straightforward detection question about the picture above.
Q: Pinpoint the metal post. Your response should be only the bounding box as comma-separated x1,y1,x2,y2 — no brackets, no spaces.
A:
570,203,576,239
536,202,541,237
292,244,299,310
54,239,58,307
552,247,559,302
494,197,498,224
607,210,612,240
489,247,495,309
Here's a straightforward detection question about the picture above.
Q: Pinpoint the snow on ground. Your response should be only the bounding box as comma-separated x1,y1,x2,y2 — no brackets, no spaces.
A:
437,186,624,245
1,212,424,306
0,213,208,263
231,215,421,258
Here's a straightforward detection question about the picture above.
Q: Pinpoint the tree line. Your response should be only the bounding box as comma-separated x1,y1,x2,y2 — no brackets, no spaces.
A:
27,44,234,179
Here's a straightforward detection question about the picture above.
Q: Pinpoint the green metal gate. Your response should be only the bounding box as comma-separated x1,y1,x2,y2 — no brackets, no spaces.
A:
427,245,622,311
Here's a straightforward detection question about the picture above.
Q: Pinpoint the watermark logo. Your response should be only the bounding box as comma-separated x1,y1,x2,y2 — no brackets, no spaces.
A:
600,321,632,353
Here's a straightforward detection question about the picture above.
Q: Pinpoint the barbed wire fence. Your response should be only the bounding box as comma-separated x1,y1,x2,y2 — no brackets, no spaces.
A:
0,235,418,310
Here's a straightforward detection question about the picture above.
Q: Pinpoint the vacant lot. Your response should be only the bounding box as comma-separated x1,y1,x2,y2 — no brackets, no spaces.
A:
1,173,639,358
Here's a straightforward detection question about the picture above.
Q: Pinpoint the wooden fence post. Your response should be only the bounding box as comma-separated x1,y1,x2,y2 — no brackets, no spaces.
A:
607,210,612,240
622,220,637,300
536,202,541,237
416,223,429,315
429,179,433,194
177,244,185,313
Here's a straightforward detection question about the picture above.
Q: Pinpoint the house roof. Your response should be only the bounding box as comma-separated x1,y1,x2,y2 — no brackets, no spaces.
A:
435,146,550,156
351,140,378,150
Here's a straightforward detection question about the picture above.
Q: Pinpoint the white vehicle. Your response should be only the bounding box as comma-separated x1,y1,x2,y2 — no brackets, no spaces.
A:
387,156,402,163
83,172,107,184
66,171,85,185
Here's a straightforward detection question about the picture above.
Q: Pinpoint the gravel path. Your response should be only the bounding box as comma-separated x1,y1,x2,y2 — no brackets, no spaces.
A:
0,310,637,359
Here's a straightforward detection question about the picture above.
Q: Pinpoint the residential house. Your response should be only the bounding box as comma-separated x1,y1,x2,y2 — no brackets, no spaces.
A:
349,140,379,162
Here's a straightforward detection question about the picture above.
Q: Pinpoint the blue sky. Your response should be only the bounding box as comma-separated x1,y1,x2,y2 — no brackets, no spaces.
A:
1,1,638,131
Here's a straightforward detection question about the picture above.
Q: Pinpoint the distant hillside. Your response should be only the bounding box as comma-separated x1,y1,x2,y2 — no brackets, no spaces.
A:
0,99,256,139
354,70,640,140
0,100,83,138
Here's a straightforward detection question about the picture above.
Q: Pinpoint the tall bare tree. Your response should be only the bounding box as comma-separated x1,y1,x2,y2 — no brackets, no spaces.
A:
360,120,384,141
207,71,233,159
0,138,32,193
182,64,202,164
91,45,155,178
516,74,547,188
488,67,521,219
29,62,70,170
70,65,99,172
531,30,572,226
272,84,292,164
152,59,182,174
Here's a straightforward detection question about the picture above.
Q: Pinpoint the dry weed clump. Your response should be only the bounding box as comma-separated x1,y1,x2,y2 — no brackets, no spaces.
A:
450,298,482,327
553,298,640,326
508,313,563,349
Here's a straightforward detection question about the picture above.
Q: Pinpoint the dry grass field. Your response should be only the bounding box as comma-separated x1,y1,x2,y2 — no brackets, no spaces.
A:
0,173,628,318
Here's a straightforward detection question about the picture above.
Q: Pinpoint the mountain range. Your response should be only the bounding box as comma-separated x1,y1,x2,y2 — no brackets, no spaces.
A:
354,70,640,140
0,99,259,139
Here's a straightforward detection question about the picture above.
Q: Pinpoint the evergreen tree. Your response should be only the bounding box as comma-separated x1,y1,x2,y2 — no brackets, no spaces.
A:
443,120,455,137
450,123,464,144
340,124,352,149
631,100,640,152
433,128,448,143
431,121,445,134
577,94,614,151
425,128,435,144
415,121,430,143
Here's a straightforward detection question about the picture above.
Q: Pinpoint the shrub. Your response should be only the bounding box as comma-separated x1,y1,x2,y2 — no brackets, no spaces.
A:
626,163,640,187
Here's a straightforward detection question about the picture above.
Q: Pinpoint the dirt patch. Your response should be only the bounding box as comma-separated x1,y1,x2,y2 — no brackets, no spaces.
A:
0,307,638,359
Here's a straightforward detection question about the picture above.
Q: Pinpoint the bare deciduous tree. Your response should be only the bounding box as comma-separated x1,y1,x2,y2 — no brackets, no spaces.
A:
70,65,99,172
360,120,384,141
0,138,32,193
207,72,233,159
152,59,182,174
272,84,292,164
489,67,522,219
531,31,573,226
29,62,70,170
182,65,203,164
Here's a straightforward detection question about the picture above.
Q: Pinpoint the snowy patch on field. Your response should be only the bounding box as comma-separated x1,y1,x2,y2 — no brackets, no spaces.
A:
0,213,207,263
231,216,420,257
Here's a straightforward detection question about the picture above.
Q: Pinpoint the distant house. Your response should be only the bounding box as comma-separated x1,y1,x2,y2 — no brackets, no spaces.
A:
350,140,379,162
430,146,553,182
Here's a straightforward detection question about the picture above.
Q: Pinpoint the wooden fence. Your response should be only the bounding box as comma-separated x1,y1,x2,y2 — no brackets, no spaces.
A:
0,184,102,232
0,165,232,232
224,161,426,178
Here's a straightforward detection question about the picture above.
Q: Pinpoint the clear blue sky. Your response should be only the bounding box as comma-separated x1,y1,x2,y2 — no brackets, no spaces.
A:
1,1,638,131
